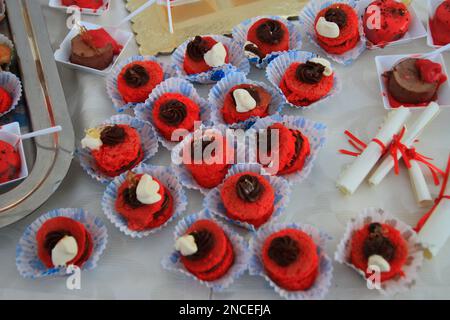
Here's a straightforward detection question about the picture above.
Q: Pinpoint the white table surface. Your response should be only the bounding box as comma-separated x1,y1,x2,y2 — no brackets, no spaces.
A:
1,0,450,300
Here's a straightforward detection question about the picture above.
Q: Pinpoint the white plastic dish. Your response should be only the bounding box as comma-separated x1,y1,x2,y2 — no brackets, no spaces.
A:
48,0,111,16
426,0,449,48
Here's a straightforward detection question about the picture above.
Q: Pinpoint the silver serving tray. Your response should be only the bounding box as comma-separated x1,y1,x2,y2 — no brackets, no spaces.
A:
0,0,74,228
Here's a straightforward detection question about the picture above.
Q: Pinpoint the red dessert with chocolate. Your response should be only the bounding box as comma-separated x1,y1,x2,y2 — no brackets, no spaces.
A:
183,36,230,75
62,0,104,9
220,172,275,228
430,0,450,46
0,140,21,183
0,87,12,114
152,92,201,141
350,222,409,282
262,229,319,291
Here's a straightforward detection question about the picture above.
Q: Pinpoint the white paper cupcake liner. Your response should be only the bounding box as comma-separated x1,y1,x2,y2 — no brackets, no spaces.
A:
249,222,333,300
334,207,424,296
134,77,212,150
101,164,188,238
208,71,284,129
0,71,23,118
161,209,250,291
106,55,178,112
76,114,159,184
232,15,303,69
247,114,327,185
172,35,250,84
0,33,14,71
204,163,291,231
16,208,108,279
266,50,342,110
298,0,366,65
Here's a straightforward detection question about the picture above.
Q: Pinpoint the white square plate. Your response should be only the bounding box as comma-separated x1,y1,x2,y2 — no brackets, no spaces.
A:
48,0,111,16
0,122,28,187
426,0,448,48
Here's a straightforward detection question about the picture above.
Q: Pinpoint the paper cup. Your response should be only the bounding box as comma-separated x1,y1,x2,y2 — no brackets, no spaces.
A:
0,71,23,118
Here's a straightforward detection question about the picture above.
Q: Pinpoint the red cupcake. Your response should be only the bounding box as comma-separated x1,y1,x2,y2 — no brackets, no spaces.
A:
0,87,12,114
314,3,360,54
430,0,450,46
115,172,174,231
118,61,164,104
36,217,93,268
0,140,21,183
175,219,234,281
262,229,319,291
152,92,201,141
220,172,275,228
183,36,230,75
62,0,103,9
221,84,272,124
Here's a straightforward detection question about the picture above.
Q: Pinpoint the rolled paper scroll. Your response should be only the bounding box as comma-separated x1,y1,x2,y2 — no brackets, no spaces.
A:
337,107,411,195
408,160,433,207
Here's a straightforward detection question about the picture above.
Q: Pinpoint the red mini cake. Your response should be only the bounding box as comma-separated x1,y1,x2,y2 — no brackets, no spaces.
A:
363,0,411,47
220,172,275,228
350,222,409,282
430,0,450,46
175,219,234,281
0,140,21,183
262,229,319,291
118,61,164,104
183,36,230,75
0,87,12,114
279,58,334,107
314,3,360,54
221,84,272,124
36,216,93,268
62,0,103,9
152,92,201,141
115,172,174,231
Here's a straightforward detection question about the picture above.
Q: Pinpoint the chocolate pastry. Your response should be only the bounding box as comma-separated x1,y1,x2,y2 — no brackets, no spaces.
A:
70,34,114,70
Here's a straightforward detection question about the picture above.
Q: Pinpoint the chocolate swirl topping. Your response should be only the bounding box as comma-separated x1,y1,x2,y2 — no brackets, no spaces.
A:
236,174,264,202
296,61,325,84
363,223,396,261
44,231,71,255
244,43,265,60
324,7,348,29
256,19,285,45
123,64,150,88
190,137,216,160
100,125,126,146
186,229,215,260
284,130,304,170
186,36,209,62
123,185,143,208
268,235,300,267
159,100,187,126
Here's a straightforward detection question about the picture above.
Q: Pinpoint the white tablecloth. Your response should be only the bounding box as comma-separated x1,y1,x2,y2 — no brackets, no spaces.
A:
1,0,449,300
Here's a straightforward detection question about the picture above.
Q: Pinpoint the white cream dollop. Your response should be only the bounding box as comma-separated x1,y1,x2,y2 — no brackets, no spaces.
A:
368,254,391,272
309,57,333,76
315,17,340,39
81,134,102,151
175,235,198,256
233,88,257,113
204,42,227,68
51,236,79,267
136,174,162,205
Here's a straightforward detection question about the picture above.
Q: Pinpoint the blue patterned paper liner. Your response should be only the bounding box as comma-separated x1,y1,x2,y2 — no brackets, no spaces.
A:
134,77,212,150
106,55,178,112
266,50,342,110
16,208,108,279
101,164,188,238
77,114,159,184
172,35,250,84
249,222,333,300
247,114,327,185
298,0,366,65
161,209,250,291
0,71,22,118
204,163,291,231
334,207,424,296
208,71,284,130
231,15,303,69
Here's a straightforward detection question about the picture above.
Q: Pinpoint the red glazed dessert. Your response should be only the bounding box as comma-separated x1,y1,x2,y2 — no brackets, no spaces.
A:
314,3,360,54
363,0,411,47
115,172,174,231
220,172,275,228
350,222,409,282
221,84,272,124
183,36,230,75
0,87,12,114
430,0,450,46
62,0,103,9
118,61,164,104
262,229,319,291
152,92,201,141
36,217,93,268
0,140,21,183
175,219,234,281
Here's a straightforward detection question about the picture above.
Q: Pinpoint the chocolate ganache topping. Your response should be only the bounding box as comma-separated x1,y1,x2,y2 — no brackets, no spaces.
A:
268,236,300,267
123,172,143,208
324,7,348,29
186,229,215,260
186,36,209,62
44,231,71,255
363,223,396,261
285,130,304,169
100,125,126,146
236,174,264,202
190,137,216,160
244,42,265,60
123,64,150,88
159,100,187,126
256,19,285,45
296,61,325,84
